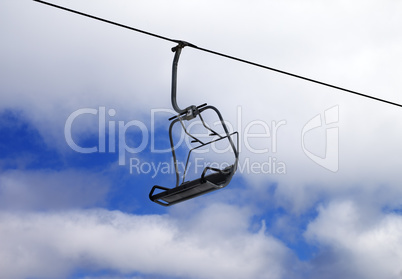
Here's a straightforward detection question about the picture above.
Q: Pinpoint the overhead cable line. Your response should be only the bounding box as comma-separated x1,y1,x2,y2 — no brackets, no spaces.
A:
33,0,402,109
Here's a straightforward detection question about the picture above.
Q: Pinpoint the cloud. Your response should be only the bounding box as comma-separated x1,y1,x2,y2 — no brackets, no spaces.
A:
305,200,402,279
0,206,300,279
81,277,144,279
2,0,402,278
0,169,110,211
2,0,402,204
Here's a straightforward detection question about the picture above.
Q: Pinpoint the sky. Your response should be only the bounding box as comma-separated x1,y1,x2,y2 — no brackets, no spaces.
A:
1,0,402,278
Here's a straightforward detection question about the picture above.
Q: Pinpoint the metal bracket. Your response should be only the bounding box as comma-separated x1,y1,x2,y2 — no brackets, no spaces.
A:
171,41,197,115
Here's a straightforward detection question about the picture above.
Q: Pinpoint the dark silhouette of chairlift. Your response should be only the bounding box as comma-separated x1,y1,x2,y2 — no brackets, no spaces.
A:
149,42,239,206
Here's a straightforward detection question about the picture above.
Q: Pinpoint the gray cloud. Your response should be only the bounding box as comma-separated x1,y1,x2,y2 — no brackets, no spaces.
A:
305,200,402,279
1,0,402,278
0,206,299,279
0,169,110,211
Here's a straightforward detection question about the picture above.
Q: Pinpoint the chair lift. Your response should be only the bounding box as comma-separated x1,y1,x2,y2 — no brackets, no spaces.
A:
149,42,239,206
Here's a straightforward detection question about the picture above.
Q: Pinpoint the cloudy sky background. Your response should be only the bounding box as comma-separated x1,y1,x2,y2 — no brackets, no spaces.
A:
1,0,402,278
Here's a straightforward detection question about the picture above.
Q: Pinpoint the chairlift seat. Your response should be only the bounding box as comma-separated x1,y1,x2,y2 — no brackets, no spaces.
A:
149,165,235,206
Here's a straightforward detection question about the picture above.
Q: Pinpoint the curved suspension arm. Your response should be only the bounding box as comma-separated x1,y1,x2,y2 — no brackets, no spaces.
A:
171,42,195,114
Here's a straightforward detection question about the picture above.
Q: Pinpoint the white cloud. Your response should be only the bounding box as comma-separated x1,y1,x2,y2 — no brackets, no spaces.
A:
0,206,299,279
305,200,402,279
2,0,402,278
0,169,110,211
2,0,402,202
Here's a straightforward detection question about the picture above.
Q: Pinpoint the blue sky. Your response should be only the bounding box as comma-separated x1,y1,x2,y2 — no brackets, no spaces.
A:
1,0,402,278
